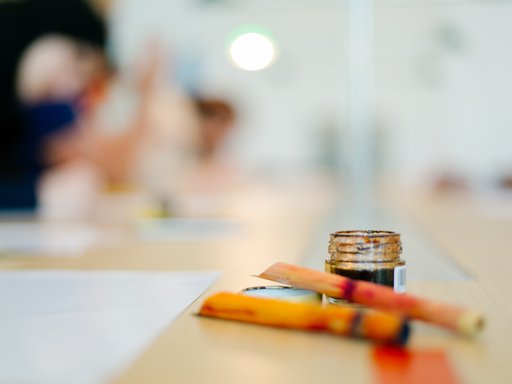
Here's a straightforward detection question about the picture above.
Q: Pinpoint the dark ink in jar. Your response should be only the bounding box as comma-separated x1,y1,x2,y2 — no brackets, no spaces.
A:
325,230,406,292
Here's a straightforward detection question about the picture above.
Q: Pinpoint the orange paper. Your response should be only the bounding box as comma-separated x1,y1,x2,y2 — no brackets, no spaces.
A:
373,346,460,384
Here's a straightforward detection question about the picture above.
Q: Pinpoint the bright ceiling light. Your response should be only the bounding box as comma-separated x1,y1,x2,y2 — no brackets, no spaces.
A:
229,32,276,71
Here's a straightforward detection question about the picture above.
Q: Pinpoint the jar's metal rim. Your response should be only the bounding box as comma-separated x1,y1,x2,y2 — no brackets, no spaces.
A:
330,230,399,237
330,230,401,246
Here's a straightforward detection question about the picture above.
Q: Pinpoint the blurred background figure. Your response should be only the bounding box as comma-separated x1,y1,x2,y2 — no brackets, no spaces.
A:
175,96,244,202
0,0,108,211
0,0,163,218
194,98,236,163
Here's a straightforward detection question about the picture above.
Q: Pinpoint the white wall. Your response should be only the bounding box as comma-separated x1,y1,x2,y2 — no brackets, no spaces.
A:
110,0,512,183
376,1,512,184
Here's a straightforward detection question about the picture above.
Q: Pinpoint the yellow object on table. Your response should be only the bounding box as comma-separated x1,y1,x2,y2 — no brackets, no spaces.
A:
199,292,410,345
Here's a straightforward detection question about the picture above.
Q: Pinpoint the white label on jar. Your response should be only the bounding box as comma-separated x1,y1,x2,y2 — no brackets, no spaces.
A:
394,266,407,293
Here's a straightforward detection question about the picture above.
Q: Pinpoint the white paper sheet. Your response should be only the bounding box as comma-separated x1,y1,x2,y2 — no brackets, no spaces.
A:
0,222,113,257
0,270,220,383
136,217,241,242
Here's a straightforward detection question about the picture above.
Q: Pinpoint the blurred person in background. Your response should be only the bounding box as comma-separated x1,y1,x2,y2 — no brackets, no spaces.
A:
195,98,236,163
0,0,155,213
178,97,242,197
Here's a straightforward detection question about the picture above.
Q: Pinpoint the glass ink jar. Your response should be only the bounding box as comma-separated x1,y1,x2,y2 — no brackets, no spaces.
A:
325,230,406,292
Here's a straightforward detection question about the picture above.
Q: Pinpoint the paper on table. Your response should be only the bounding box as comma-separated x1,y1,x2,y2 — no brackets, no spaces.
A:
136,217,242,242
0,270,220,384
0,222,114,257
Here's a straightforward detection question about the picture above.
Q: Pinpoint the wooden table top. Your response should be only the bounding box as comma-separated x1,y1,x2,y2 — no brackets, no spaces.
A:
1,180,510,384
